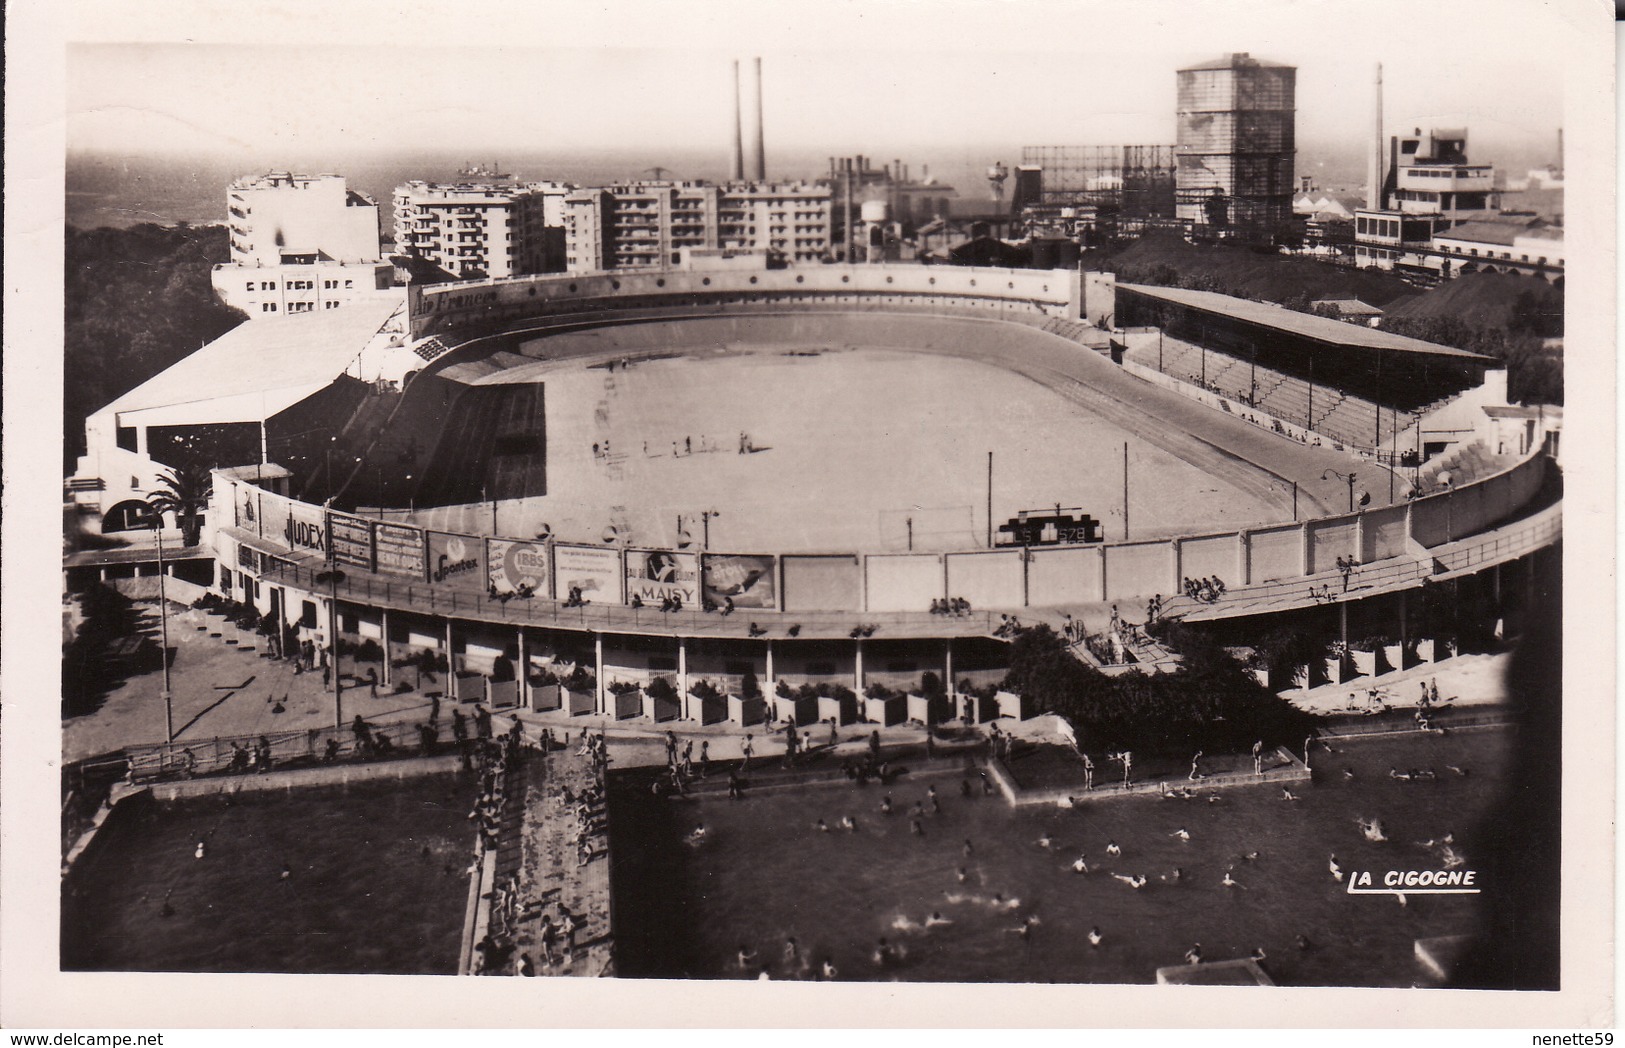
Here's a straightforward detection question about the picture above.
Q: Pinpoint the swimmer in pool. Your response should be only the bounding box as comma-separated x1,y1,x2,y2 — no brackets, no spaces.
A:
989,892,1021,910
1087,927,1103,947
925,911,953,928
963,839,974,857
1222,868,1244,888
1184,943,1203,964
1281,787,1300,801
910,819,924,836
1241,850,1261,862
1105,841,1121,856
1250,946,1267,962
891,913,924,933
956,866,969,883
1162,867,1184,884
1171,828,1191,841
1358,818,1388,842
194,841,207,860
1111,873,1147,889
879,795,893,815
840,815,857,832
1036,833,1056,849
686,824,707,844
1328,854,1343,882
736,945,758,970
1071,855,1092,874
820,959,838,980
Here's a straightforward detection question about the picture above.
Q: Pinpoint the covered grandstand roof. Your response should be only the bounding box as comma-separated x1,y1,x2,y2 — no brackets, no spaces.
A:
100,297,404,424
1116,283,1494,360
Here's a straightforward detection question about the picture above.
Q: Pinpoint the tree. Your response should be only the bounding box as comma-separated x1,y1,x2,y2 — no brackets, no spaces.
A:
146,462,212,547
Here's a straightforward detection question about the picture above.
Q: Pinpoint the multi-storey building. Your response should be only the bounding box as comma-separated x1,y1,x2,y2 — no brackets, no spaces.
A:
563,181,832,273
1353,129,1509,278
392,181,569,281
1175,53,1297,234
211,173,394,317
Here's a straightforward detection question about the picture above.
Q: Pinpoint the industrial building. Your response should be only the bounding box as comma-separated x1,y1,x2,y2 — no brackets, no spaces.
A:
211,173,395,317
1175,52,1297,234
392,180,570,281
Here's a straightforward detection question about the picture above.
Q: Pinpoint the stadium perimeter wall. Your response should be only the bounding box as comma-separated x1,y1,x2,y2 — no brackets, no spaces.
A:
210,447,1548,622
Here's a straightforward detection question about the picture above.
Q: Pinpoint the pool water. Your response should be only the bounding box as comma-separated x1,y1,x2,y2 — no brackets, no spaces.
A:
609,731,1526,985
62,775,477,975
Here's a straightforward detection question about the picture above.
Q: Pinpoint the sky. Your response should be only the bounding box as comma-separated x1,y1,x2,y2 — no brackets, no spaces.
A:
63,11,1565,168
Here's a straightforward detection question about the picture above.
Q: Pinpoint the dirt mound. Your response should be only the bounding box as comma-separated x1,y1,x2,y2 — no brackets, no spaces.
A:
1382,271,1563,334
1092,234,1416,308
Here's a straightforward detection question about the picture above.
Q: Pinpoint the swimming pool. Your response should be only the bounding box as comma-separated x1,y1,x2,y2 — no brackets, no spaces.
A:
62,774,477,975
608,730,1528,985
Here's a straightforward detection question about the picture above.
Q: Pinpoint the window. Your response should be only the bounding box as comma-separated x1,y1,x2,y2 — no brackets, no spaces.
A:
262,303,276,312
261,281,275,290
344,280,354,289
246,281,255,291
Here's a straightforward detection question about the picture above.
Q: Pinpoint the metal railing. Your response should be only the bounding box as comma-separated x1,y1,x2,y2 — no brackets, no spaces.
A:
1162,503,1561,620
260,559,1002,639
123,719,454,783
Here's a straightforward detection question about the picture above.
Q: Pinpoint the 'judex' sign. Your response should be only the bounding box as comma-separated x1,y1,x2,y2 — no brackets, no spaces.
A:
282,505,328,554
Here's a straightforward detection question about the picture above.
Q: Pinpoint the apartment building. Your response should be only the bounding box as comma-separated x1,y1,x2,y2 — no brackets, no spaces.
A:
212,172,394,317
392,181,570,281
563,180,832,273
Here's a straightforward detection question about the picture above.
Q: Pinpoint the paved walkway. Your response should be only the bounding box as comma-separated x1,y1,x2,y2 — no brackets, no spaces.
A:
494,749,613,977
1280,650,1510,716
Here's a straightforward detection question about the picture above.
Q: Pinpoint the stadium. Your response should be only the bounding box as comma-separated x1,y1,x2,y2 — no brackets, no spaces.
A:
145,261,1554,716
65,261,1562,984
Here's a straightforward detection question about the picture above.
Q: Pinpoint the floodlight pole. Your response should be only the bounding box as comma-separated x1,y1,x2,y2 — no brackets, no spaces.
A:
155,520,174,745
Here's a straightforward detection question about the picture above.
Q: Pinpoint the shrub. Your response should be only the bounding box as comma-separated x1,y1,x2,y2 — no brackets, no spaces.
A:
607,679,640,696
920,671,945,697
686,678,718,702
561,666,596,692
647,676,679,702
355,638,384,663
775,678,794,698
488,658,515,683
741,669,761,699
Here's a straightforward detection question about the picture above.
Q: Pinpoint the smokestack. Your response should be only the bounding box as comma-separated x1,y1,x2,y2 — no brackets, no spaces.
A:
1367,63,1383,209
730,61,745,182
752,57,767,181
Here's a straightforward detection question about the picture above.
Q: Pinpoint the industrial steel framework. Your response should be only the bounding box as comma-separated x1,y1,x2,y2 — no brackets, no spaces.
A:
1018,145,1177,218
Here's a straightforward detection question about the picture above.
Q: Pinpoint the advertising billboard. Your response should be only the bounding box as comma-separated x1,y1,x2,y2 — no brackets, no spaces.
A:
702,553,776,609
427,532,484,589
487,538,551,597
257,491,289,547
625,549,700,606
553,544,622,604
328,513,373,569
373,522,427,579
281,502,327,557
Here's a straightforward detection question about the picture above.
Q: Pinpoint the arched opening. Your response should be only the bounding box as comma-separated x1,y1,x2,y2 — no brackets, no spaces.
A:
102,499,157,533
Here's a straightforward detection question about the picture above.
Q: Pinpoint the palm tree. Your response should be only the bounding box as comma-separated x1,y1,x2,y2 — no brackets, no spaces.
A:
147,463,211,547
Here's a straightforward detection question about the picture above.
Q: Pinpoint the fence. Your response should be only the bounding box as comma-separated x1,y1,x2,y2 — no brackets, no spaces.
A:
123,718,454,783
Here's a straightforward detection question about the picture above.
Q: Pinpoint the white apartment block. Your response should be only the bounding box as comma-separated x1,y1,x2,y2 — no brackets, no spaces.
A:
392,181,569,281
226,172,382,265
564,180,832,273
213,172,391,317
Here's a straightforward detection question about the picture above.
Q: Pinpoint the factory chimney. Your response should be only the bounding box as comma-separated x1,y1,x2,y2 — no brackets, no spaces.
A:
729,61,745,182
752,57,767,180
1367,63,1383,209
